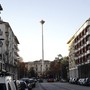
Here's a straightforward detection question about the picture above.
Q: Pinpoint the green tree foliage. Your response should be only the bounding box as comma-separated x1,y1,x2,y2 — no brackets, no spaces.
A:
28,67,36,78
18,62,27,79
61,56,69,80
47,55,69,81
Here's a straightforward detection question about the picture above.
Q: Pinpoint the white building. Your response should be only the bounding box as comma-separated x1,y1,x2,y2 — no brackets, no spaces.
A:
67,18,90,78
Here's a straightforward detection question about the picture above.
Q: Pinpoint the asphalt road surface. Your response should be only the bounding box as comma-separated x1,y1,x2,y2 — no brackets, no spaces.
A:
33,82,90,90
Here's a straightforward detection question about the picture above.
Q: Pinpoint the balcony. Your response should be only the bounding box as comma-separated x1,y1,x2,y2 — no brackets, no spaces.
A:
85,41,90,46
86,31,90,35
86,50,90,55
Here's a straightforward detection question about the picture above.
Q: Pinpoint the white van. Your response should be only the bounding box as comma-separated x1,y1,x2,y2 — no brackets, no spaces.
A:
0,76,17,90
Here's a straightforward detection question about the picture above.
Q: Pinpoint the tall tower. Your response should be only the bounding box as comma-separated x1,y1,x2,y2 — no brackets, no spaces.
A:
40,20,45,75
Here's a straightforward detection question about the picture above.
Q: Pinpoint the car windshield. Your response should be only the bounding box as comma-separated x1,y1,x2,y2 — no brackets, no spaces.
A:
0,83,6,90
21,78,30,84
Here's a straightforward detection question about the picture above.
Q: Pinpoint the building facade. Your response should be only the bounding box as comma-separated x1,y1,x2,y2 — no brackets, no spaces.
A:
25,60,50,77
67,36,78,78
0,20,20,79
67,18,90,78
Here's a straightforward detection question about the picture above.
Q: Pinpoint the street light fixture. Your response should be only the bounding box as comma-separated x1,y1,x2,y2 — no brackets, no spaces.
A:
40,20,45,75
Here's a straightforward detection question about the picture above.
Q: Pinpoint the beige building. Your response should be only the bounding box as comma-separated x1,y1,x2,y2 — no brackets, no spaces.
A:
67,18,90,78
25,60,50,77
0,20,20,79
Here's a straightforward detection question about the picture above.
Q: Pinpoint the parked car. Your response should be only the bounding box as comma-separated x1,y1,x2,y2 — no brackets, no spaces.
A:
38,78,43,83
31,77,37,83
69,78,79,84
60,79,67,83
47,78,55,82
83,77,90,86
21,78,32,90
0,72,16,90
77,78,86,85
16,80,28,90
29,78,36,88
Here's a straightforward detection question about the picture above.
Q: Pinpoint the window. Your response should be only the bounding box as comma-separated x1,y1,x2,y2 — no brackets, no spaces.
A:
0,84,6,90
87,26,90,31
86,35,90,41
87,45,90,50
87,54,90,59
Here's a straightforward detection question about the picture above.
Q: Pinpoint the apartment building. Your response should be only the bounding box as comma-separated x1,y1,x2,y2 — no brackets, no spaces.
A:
25,60,50,77
67,36,78,78
0,19,20,79
67,18,90,78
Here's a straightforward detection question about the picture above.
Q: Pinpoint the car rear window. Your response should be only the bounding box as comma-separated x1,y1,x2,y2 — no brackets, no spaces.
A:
0,83,6,90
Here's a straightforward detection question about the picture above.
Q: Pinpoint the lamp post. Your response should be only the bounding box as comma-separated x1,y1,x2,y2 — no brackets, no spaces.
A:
40,20,45,75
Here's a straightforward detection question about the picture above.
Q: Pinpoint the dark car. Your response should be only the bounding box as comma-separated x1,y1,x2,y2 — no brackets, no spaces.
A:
47,78,54,82
77,78,85,85
16,80,28,90
69,78,78,84
84,77,90,86
38,78,43,83
29,78,36,88
31,77,37,83
21,78,32,90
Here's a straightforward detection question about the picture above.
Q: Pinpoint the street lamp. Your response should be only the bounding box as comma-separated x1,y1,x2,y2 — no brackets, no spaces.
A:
40,20,45,74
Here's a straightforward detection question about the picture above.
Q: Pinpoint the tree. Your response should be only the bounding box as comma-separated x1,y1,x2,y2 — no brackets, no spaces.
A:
46,54,69,81
61,56,69,80
28,67,36,78
47,58,62,80
18,62,27,79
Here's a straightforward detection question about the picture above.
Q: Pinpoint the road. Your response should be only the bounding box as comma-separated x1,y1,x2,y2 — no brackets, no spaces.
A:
33,82,90,90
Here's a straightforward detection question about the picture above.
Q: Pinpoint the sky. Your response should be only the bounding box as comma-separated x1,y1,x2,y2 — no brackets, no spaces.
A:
0,0,90,62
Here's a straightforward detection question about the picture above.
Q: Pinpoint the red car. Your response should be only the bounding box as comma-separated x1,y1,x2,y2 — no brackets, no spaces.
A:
47,78,55,82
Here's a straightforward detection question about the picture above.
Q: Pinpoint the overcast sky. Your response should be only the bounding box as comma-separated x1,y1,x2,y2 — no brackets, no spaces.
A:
0,0,90,62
